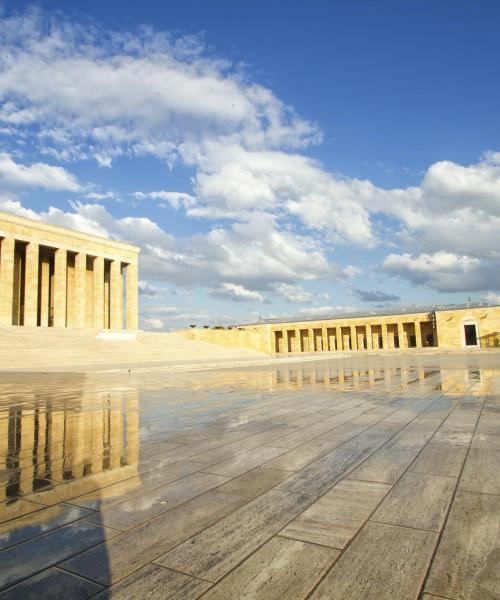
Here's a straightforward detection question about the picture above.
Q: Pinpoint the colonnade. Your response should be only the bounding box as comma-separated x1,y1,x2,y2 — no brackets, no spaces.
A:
273,318,435,354
0,235,138,330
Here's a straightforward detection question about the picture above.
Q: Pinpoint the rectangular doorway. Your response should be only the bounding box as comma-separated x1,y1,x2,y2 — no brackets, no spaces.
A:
464,324,478,346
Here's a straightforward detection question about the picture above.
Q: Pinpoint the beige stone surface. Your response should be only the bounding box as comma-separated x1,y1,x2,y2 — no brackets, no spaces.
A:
0,210,139,332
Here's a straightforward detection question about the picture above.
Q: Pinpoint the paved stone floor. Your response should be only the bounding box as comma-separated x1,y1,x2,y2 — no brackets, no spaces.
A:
0,353,499,599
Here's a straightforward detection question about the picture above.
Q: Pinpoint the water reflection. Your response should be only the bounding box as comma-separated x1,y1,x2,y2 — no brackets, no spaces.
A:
0,356,499,597
0,359,497,509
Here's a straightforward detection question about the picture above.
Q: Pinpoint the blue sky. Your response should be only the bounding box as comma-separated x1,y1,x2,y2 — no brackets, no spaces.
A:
0,1,499,330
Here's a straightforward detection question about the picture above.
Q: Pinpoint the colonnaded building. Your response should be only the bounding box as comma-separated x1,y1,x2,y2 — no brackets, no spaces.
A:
1,209,500,355
0,210,139,331
187,305,500,354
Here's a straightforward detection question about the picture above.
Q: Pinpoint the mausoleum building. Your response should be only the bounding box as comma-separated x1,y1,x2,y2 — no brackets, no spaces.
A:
0,211,139,330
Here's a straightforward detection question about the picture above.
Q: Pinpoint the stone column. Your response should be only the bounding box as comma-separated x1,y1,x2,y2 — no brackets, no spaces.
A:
381,323,388,349
308,328,314,352
414,321,422,348
398,322,406,349
125,261,139,330
110,259,123,331
336,326,343,351
93,256,104,329
39,255,51,327
24,241,39,326
0,236,15,326
74,252,86,328
295,328,301,352
53,248,67,328
350,325,357,350
322,327,328,351
366,325,372,350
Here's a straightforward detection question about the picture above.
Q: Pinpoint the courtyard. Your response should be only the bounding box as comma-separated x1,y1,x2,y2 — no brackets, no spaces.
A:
0,352,499,599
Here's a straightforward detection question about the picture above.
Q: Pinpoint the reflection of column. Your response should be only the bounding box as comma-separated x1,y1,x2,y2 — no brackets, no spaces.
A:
91,398,105,472
336,326,343,351
350,326,357,350
415,321,422,348
0,236,15,325
0,416,8,488
366,325,372,350
36,406,47,477
93,256,104,329
53,248,67,327
49,410,66,481
19,410,36,495
110,259,122,331
110,397,123,469
74,252,86,328
398,322,406,349
24,242,39,326
126,262,139,330
381,323,388,349
125,392,140,465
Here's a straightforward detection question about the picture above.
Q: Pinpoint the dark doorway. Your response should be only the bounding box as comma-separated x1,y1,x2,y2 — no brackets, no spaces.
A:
464,324,478,346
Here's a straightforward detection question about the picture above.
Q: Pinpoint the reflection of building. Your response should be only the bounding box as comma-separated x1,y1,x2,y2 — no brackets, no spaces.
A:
186,305,500,354
0,387,139,503
0,211,139,330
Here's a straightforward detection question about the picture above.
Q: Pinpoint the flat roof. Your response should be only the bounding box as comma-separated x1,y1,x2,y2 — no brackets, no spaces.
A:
0,210,140,254
235,302,500,327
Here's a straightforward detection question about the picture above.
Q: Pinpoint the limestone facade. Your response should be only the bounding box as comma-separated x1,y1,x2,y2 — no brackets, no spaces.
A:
0,211,139,330
186,305,500,354
266,306,500,353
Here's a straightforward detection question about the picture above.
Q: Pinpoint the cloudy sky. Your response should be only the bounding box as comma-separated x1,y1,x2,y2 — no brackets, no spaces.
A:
1,1,499,330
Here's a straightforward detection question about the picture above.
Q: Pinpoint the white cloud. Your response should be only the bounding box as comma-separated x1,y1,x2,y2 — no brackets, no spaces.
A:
0,8,318,167
298,305,358,317
0,152,81,191
134,190,196,210
272,283,313,303
383,251,500,292
211,283,265,303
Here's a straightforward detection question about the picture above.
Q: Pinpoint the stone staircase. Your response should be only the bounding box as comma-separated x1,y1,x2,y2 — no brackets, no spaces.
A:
0,327,263,371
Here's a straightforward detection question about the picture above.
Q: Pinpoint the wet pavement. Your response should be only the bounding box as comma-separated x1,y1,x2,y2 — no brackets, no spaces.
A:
0,352,499,599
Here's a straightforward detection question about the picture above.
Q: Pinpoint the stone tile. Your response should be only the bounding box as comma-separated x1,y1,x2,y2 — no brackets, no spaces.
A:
459,448,500,495
0,504,92,550
61,491,247,585
0,500,44,525
67,460,205,510
199,537,338,600
215,466,291,498
85,471,230,530
265,421,375,473
0,567,103,600
0,521,118,590
309,521,437,599
425,492,500,600
202,446,286,478
139,440,188,459
350,446,421,484
155,488,314,582
277,428,391,497
23,464,148,506
280,479,390,548
187,424,296,464
92,563,210,600
373,471,456,531
410,443,467,477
